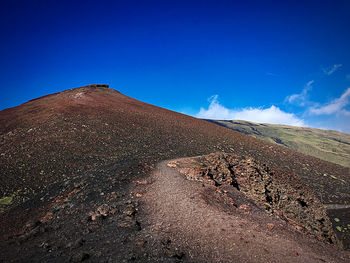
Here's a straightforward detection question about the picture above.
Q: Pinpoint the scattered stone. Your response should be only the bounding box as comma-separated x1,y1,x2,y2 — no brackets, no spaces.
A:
136,180,149,185
167,161,177,168
39,241,50,249
135,238,146,251
25,220,40,231
96,204,109,217
267,223,275,230
74,237,85,248
89,212,99,221
136,193,143,198
239,204,251,212
171,251,185,260
70,252,90,262
296,225,303,232
223,193,236,206
89,204,111,221
40,212,53,223
125,210,135,216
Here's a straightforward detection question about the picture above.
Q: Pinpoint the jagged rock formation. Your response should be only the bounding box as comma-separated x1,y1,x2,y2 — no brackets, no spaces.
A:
168,152,340,247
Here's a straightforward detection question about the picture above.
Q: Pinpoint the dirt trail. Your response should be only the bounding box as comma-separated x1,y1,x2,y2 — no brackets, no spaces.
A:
142,161,349,263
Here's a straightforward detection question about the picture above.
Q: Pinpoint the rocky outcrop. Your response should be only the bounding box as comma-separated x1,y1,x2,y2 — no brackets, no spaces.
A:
168,152,340,247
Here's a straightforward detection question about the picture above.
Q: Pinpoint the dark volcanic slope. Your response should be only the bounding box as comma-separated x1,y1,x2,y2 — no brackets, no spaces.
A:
0,85,349,262
1,86,348,203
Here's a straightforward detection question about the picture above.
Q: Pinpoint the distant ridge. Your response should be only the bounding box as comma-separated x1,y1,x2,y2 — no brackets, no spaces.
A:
206,119,350,168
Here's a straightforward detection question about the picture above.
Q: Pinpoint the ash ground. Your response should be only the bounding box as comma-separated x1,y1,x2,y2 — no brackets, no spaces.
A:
0,86,349,262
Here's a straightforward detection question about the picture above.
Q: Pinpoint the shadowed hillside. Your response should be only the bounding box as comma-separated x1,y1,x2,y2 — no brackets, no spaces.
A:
206,120,350,168
1,85,349,262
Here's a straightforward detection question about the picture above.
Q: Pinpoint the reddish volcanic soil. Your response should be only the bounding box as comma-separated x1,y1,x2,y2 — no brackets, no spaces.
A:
0,85,349,262
142,160,347,263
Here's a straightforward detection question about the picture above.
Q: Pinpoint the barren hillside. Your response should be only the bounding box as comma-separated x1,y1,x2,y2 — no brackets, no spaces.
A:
0,85,349,262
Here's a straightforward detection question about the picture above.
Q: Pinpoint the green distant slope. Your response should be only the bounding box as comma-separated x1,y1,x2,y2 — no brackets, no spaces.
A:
207,120,350,168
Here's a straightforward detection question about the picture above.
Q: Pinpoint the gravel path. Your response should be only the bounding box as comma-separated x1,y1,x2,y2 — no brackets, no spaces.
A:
142,161,350,263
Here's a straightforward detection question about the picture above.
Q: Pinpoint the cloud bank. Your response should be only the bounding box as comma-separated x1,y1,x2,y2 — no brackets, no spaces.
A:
309,87,350,116
196,95,305,126
322,64,342,75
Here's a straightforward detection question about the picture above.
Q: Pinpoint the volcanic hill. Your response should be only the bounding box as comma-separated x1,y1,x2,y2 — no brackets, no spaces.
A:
0,85,349,262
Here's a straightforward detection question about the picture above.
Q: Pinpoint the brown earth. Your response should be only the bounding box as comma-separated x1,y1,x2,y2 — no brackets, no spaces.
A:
0,85,349,262
167,152,339,246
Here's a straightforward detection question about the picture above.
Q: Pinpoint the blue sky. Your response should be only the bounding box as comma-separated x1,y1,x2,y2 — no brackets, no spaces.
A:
1,0,350,132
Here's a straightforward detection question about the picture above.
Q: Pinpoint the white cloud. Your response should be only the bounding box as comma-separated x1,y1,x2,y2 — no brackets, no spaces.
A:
285,80,314,106
309,87,350,115
322,64,343,75
196,95,305,126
